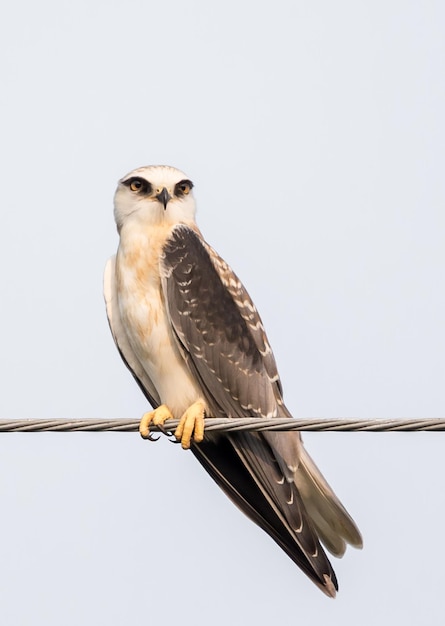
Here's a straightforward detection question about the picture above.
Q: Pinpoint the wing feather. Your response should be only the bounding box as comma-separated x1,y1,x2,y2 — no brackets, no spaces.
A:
193,434,338,596
161,225,280,419
160,226,340,595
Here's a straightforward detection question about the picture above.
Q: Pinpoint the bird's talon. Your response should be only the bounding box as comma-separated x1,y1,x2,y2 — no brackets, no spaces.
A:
139,405,174,441
174,401,206,449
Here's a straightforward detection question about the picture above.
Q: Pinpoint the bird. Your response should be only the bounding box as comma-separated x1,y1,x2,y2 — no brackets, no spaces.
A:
104,164,362,597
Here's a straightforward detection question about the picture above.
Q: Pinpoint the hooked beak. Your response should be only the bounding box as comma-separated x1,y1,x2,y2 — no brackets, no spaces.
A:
156,187,172,210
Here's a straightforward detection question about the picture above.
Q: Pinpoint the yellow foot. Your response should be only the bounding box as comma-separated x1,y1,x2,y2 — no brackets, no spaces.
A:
174,401,206,450
139,404,173,440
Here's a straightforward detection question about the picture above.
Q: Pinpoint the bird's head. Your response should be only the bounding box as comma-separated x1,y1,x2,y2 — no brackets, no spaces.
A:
114,165,196,232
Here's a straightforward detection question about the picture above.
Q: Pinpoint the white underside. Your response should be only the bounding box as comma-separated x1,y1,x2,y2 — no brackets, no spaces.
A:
118,282,203,416
105,224,205,418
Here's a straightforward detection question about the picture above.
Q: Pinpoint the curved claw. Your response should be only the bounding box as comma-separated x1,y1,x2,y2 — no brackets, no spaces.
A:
147,433,160,442
156,423,171,437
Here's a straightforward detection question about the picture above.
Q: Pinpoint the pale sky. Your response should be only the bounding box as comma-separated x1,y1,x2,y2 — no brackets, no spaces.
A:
1,1,444,624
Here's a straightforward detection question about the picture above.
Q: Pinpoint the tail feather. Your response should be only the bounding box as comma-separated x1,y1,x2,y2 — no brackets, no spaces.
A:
294,447,363,556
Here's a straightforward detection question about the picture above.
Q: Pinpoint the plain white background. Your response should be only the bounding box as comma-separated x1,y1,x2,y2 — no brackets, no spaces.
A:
1,1,444,624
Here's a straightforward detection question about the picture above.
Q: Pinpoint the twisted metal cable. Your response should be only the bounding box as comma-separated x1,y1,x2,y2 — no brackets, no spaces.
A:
0,417,444,433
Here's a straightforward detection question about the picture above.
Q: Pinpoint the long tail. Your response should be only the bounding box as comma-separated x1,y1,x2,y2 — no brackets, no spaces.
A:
294,446,363,556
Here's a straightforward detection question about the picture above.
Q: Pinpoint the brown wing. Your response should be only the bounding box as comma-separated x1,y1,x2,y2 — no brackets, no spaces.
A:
193,433,338,596
160,225,338,596
161,225,283,420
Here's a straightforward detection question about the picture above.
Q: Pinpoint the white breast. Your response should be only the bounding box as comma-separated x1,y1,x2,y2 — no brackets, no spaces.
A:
114,225,204,417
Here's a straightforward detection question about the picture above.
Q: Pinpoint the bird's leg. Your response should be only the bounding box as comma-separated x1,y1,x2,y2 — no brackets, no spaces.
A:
174,400,206,450
139,404,174,440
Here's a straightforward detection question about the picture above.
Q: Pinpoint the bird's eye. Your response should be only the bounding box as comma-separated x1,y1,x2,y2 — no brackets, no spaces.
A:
123,177,152,194
175,179,194,197
130,180,143,192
